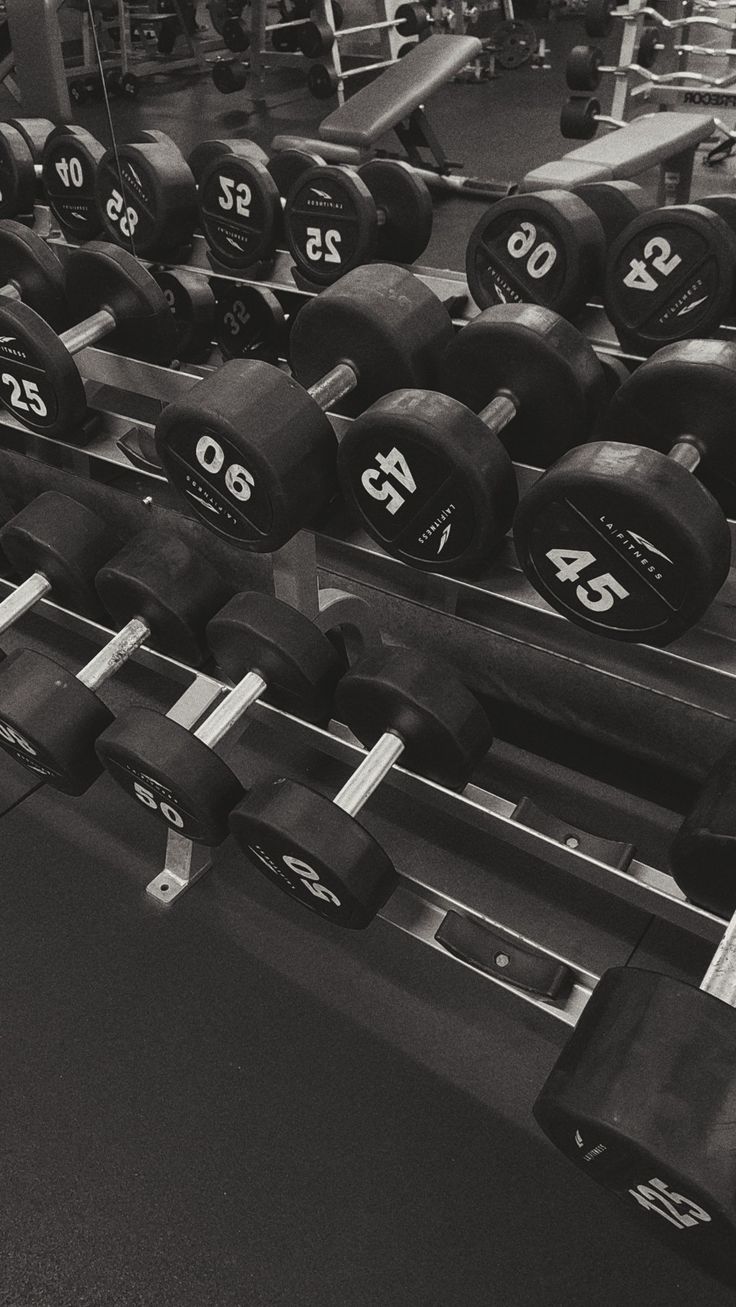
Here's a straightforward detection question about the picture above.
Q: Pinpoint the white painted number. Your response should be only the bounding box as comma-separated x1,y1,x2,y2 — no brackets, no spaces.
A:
218,176,252,217
305,226,342,264
195,434,254,503
361,447,417,515
283,854,341,906
55,155,84,188
0,721,36,755
133,781,184,829
507,221,557,280
628,1178,711,1231
106,187,139,239
1,373,47,417
546,548,630,612
623,236,682,292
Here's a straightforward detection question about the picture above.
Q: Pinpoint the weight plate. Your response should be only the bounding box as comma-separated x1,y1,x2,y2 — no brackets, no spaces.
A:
560,95,600,140
41,125,105,240
604,205,736,354
466,189,604,318
94,141,198,257
636,23,659,68
566,44,603,92
213,282,287,360
513,442,731,644
494,19,536,68
359,159,433,264
283,165,377,284
199,155,281,268
307,63,339,99
0,300,86,440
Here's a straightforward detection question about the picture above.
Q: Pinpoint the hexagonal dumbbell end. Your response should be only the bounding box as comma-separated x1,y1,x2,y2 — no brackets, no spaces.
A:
229,647,493,927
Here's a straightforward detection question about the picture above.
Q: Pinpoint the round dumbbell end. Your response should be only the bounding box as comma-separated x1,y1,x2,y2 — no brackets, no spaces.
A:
359,159,433,265
41,125,105,241
214,284,287,362
291,263,453,411
95,529,231,666
466,190,604,320
535,967,736,1276
199,155,282,269
283,165,378,285
230,778,398,927
96,707,244,845
442,303,607,466
206,591,343,721
604,206,736,354
337,389,517,571
0,491,114,616
0,220,68,328
335,648,492,789
669,744,736,916
514,441,731,644
94,139,198,257
155,359,337,551
65,242,176,364
154,269,215,362
0,648,112,792
0,300,86,439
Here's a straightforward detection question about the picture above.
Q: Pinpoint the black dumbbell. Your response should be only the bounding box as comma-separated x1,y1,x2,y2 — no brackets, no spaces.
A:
94,131,198,257
0,117,55,220
0,529,231,794
229,647,493,927
213,283,289,362
283,159,433,286
155,263,453,552
95,592,343,844
560,95,624,141
0,492,116,636
0,242,175,441
534,911,736,1283
466,180,648,320
212,56,249,94
566,33,661,94
337,303,608,572
513,339,734,646
198,143,320,269
668,745,736,917
604,196,736,354
41,124,107,242
0,219,68,328
154,269,216,362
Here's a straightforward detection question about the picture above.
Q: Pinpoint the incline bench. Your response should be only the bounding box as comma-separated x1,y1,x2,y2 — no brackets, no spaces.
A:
274,32,714,205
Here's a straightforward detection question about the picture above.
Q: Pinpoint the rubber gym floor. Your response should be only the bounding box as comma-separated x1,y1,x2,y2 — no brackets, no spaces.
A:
0,22,733,1306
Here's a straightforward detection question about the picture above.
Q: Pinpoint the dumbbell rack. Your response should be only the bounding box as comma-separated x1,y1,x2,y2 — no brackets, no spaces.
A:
248,0,418,104
0,210,733,1032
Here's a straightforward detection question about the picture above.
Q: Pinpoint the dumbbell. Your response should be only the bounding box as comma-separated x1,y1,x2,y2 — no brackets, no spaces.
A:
560,96,624,141
0,492,116,635
95,592,343,845
229,647,493,927
0,242,175,441
337,304,608,573
41,124,107,242
668,744,736,917
565,33,662,93
154,269,216,362
213,283,289,361
283,159,433,286
198,142,321,269
297,2,430,57
0,117,55,220
94,131,198,257
0,219,68,328
211,57,249,94
466,180,648,320
154,263,453,552
603,196,736,354
533,908,736,1283
513,339,735,646
0,529,231,794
